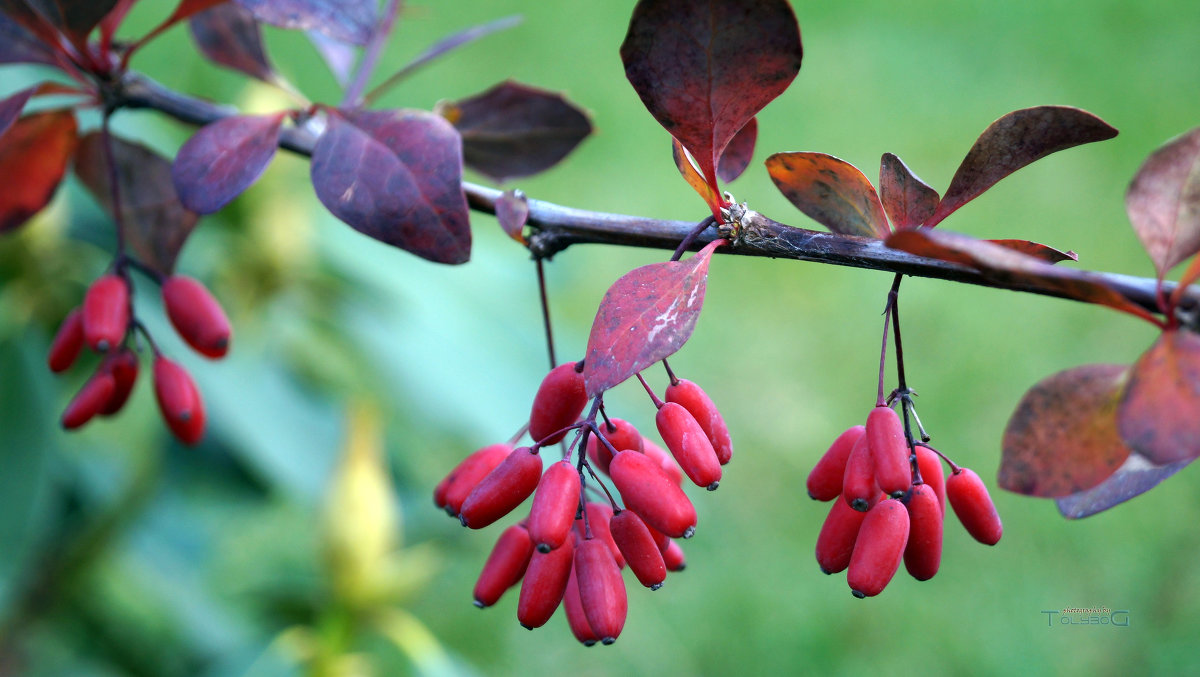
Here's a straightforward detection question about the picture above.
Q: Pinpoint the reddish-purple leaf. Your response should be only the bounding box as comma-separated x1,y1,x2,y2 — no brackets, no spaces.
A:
307,30,355,86
0,1,62,51
927,106,1118,227
98,0,137,46
1055,453,1192,519
987,239,1077,264
189,2,276,82
621,0,802,189
879,152,938,230
0,86,37,140
21,0,120,44
310,108,470,264
74,132,199,275
0,111,77,233
672,139,720,213
495,189,528,245
369,15,522,96
441,81,592,184
1125,127,1200,276
1000,364,1130,497
1117,329,1200,465
237,0,374,45
134,0,231,49
766,152,890,238
886,229,1156,324
717,118,757,184
172,112,284,214
584,239,724,397
0,12,58,65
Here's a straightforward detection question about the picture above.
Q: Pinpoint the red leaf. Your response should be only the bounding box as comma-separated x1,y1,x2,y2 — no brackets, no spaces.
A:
441,81,592,184
672,139,719,214
0,2,62,56
172,112,283,214
584,239,724,397
310,108,470,264
494,189,528,245
1117,329,1200,464
716,117,756,184
237,0,375,45
765,152,890,238
1055,453,1192,519
0,12,58,64
0,111,77,233
885,229,1157,323
98,0,137,46
927,107,1118,227
0,86,37,139
134,0,230,50
1125,127,1200,277
621,0,801,189
21,0,120,45
986,239,1077,264
74,132,199,276
879,152,938,230
189,2,276,82
999,364,1130,497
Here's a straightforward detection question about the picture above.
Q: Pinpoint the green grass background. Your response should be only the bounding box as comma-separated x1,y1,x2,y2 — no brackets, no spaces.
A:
1,0,1198,675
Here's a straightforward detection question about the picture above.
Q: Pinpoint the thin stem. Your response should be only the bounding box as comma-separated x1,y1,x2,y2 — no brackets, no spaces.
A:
671,215,716,262
536,259,557,369
916,441,960,474
100,112,126,257
342,0,404,107
876,296,892,408
580,457,620,512
662,359,679,387
889,274,907,391
635,372,665,409
506,422,529,447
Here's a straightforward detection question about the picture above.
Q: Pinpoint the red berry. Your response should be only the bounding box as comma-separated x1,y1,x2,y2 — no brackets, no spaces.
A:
528,460,582,552
435,443,512,516
903,483,943,581
946,467,1003,546
641,437,684,487
575,539,627,644
609,450,697,539
842,435,878,512
153,356,205,445
162,275,232,359
528,362,587,445
664,378,733,464
915,445,946,514
98,348,139,416
815,494,868,575
867,406,911,497
474,523,535,608
586,418,642,474
460,447,543,529
808,425,865,501
563,563,600,646
61,371,116,430
661,539,686,572
655,401,721,490
609,510,666,589
47,308,85,373
82,274,129,352
847,498,910,598
517,534,574,629
575,502,623,568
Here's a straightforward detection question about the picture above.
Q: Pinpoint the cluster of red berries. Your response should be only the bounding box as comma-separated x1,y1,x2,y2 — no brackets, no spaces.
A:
808,404,1002,598
434,360,731,645
48,270,231,445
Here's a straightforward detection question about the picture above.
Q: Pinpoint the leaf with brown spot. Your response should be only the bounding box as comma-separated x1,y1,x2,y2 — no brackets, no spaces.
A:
1117,329,1200,464
0,111,77,233
495,189,528,245
172,112,284,214
926,106,1118,227
1125,127,1200,276
1000,364,1130,497
717,117,756,184
584,239,724,397
1055,453,1192,519
766,152,890,238
879,152,938,230
189,2,277,82
987,239,1077,264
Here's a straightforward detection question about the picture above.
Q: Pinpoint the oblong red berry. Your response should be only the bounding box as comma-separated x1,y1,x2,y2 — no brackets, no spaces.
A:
815,494,868,575
575,539,627,644
641,437,684,486
162,275,232,358
661,539,686,572
563,564,599,646
842,435,879,512
903,483,943,581
435,443,512,516
847,498,910,598
808,425,865,501
153,356,205,445
47,308,85,373
517,534,574,629
575,502,623,568
528,362,587,445
460,446,544,529
665,378,733,464
656,401,721,490
609,450,696,539
610,510,666,589
586,418,642,475
867,406,911,497
947,467,1002,545
915,445,946,514
528,460,582,552
98,348,139,416
474,523,534,608
82,274,130,352
61,371,116,430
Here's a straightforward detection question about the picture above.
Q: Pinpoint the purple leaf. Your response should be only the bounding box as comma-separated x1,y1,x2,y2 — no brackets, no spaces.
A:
927,106,1118,227
310,108,470,264
74,132,199,275
172,112,284,214
370,15,522,94
0,86,37,140
717,117,756,184
584,239,724,397
0,111,77,232
442,81,592,183
189,2,276,82
236,0,375,45
307,29,356,86
765,151,890,238
495,189,528,245
621,0,802,190
0,12,58,65
879,152,938,230
22,0,120,44
1055,453,1192,519
1125,127,1200,277
1117,329,1200,465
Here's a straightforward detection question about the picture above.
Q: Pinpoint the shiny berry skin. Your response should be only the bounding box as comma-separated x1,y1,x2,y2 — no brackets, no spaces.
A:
661,539,686,572
435,443,511,516
61,371,116,430
664,378,733,464
528,460,582,552
517,534,574,629
47,308,85,373
474,523,534,608
847,498,910,598
656,401,721,490
946,468,1003,546
162,275,232,358
586,418,642,475
609,450,697,539
528,362,587,445
815,494,868,575
842,435,878,512
152,356,205,445
460,447,544,529
915,445,946,514
641,437,684,487
575,502,623,568
903,483,943,581
82,274,129,353
808,425,865,501
98,348,139,416
867,406,911,497
610,510,666,589
563,564,599,646
575,539,627,644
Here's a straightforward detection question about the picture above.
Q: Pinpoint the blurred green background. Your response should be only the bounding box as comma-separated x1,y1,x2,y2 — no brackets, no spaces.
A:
1,0,1199,675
